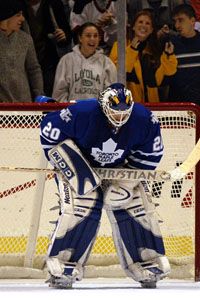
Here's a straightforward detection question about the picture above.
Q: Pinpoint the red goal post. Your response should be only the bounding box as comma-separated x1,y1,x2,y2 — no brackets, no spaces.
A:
0,102,200,281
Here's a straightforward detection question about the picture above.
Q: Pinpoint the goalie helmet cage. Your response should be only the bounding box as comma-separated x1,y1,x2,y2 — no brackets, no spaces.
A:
0,102,200,281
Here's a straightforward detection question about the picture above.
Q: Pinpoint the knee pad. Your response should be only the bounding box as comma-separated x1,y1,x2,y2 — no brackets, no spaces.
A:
48,175,103,265
105,180,169,282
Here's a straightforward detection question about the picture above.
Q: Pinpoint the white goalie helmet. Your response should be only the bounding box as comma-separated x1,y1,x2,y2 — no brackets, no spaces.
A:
99,83,134,128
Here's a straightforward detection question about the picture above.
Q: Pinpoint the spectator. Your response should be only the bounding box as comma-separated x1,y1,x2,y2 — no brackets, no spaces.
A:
52,22,117,102
127,0,190,41
110,10,177,103
70,0,118,54
21,0,72,96
167,3,200,103
0,0,44,103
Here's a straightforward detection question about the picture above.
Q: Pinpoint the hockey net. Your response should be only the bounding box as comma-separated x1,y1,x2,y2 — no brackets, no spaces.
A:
0,102,199,281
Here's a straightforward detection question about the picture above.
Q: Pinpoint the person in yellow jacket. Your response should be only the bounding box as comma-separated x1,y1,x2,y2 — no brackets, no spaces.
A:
110,10,178,103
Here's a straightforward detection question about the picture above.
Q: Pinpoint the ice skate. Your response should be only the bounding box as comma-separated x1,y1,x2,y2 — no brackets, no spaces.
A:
46,274,73,289
140,281,157,289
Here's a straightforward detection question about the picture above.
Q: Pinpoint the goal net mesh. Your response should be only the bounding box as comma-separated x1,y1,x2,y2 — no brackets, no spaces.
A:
0,105,198,279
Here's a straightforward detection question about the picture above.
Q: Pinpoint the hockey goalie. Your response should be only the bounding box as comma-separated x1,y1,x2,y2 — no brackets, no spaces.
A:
40,83,170,289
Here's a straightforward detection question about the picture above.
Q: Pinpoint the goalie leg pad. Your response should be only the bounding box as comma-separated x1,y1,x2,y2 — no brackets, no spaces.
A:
48,139,101,195
47,175,103,282
105,180,170,282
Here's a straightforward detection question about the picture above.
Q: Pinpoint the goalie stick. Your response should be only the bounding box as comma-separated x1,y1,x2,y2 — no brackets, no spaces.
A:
169,138,200,180
178,138,200,174
0,166,171,181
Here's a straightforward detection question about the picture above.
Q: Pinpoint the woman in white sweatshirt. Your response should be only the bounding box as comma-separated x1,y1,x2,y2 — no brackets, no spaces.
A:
52,22,117,102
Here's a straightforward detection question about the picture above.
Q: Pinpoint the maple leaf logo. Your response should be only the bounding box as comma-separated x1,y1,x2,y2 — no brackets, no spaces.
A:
91,138,124,166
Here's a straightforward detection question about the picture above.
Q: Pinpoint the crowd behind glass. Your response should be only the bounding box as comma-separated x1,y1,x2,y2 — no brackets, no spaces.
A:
0,0,200,105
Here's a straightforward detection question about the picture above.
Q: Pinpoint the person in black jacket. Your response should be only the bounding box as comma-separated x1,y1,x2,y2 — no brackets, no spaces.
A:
22,0,72,96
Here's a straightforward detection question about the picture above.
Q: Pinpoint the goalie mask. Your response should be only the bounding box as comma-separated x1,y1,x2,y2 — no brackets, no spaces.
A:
99,83,134,128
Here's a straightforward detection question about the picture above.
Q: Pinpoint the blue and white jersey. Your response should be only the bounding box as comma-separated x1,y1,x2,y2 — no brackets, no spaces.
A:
40,99,163,170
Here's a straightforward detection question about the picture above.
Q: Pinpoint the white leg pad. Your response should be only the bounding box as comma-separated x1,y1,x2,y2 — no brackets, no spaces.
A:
105,180,171,283
46,174,103,284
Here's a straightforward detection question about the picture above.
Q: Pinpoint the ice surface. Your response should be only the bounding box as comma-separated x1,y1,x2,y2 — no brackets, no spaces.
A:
0,278,200,301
